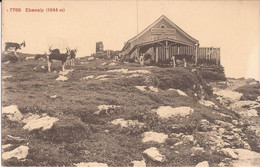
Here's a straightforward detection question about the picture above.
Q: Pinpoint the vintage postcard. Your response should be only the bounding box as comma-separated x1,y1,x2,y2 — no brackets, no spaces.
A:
1,0,260,166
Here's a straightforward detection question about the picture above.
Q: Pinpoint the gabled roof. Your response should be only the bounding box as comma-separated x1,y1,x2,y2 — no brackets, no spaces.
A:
127,15,199,44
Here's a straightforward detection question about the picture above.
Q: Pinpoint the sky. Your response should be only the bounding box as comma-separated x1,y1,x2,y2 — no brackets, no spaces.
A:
2,0,260,80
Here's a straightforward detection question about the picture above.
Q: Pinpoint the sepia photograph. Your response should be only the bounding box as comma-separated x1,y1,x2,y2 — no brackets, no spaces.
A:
1,0,260,166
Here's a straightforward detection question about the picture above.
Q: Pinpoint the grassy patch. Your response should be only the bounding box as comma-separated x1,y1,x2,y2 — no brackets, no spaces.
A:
235,83,260,101
2,57,240,166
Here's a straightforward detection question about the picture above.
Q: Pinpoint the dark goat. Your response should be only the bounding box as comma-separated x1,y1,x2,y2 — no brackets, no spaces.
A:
49,46,60,54
47,49,71,72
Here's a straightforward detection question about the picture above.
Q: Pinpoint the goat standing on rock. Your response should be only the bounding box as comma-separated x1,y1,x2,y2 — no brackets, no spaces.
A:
5,41,26,52
5,41,26,60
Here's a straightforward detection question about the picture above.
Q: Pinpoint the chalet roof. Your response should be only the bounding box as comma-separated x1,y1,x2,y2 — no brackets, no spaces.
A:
122,15,199,51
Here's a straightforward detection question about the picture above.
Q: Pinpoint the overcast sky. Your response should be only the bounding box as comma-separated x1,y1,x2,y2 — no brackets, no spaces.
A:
2,0,260,80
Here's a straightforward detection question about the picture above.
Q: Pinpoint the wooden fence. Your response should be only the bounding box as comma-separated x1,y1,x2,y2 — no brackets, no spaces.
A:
198,47,220,65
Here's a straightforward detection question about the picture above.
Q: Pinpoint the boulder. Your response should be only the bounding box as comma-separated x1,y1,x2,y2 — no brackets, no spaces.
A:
131,160,146,167
256,96,260,103
109,62,116,66
229,101,260,110
135,86,146,92
107,68,129,73
59,69,74,76
214,90,243,102
23,114,59,131
242,141,251,150
232,128,242,133
232,149,260,167
126,74,142,78
74,162,108,167
152,106,194,119
81,75,94,81
199,100,218,109
195,161,209,167
192,147,205,155
2,145,29,160
87,57,94,61
6,135,25,142
174,141,184,146
221,148,238,159
217,128,226,134
168,88,188,96
80,62,88,64
143,147,165,162
2,144,13,150
2,75,12,79
170,133,183,138
249,81,258,85
50,95,58,99
128,70,151,74
111,118,144,128
183,135,194,143
96,75,109,80
142,131,168,143
222,134,237,141
4,61,10,64
149,86,159,92
2,105,23,122
247,109,258,117
108,68,150,74
217,113,233,120
56,75,68,81
231,120,239,126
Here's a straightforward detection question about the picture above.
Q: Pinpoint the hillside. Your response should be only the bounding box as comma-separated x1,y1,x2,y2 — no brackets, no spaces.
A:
2,56,260,167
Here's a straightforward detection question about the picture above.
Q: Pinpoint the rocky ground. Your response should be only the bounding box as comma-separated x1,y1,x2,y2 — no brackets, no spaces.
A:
2,56,260,166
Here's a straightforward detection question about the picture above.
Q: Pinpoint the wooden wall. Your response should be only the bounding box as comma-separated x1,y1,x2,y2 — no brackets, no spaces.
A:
156,45,195,62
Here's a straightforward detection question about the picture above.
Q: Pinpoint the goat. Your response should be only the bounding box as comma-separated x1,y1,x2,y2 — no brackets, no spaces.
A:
47,48,71,72
68,48,77,66
64,48,77,66
49,45,60,54
5,41,25,52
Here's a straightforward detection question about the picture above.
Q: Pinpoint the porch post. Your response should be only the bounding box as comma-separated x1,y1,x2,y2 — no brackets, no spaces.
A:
137,46,140,56
195,43,199,65
136,46,140,63
155,46,159,63
166,40,169,60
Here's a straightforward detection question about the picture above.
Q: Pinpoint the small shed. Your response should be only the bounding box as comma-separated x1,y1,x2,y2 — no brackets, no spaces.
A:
96,41,104,53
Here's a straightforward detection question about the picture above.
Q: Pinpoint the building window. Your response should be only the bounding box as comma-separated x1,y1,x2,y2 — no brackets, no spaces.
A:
160,24,166,28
